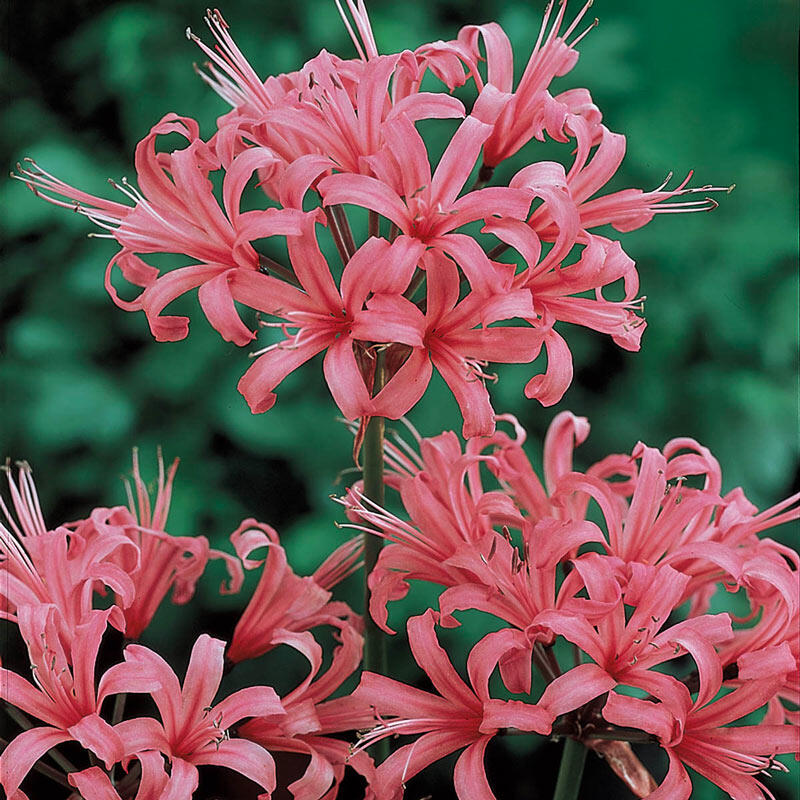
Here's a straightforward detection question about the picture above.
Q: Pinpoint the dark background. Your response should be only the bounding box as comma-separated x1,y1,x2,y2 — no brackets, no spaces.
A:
1,0,798,797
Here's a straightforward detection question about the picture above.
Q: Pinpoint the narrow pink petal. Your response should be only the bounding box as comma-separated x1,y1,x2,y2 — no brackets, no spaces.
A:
223,147,280,226
480,699,553,735
114,716,171,756
190,739,276,794
374,729,477,797
228,269,319,316
467,628,530,701
524,328,573,406
644,749,692,800
388,92,466,123
139,264,226,342
0,726,71,798
370,348,433,420
286,217,343,312
407,610,478,711
543,411,591,493
279,154,335,209
68,714,125,768
322,337,374,420
159,758,200,800
482,217,542,268
356,295,425,346
355,671,455,720
285,740,336,800
431,114,493,207
459,23,514,91
68,767,123,800
317,173,409,230
198,270,256,346
180,635,225,728
238,332,330,414
602,693,678,744
450,186,534,229
446,327,544,363
214,686,284,730
620,446,668,561
432,347,496,439
0,668,59,725
453,738,496,800
539,664,617,718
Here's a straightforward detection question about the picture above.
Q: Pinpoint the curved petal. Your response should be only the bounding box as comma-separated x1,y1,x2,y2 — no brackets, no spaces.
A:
523,328,573,407
407,610,478,711
0,726,71,798
370,348,433,420
238,332,330,414
181,635,225,726
190,738,276,794
198,269,256,345
317,173,409,230
322,337,374,420
453,737,496,800
539,663,617,718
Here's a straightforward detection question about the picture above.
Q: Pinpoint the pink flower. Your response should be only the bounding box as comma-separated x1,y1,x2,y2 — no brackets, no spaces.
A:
603,644,800,799
353,610,576,800
317,87,533,286
0,606,127,800
226,518,361,664
0,461,136,641
239,625,376,800
110,634,284,799
101,450,243,640
534,562,735,719
359,249,545,437
458,0,600,167
235,228,426,418
14,115,308,344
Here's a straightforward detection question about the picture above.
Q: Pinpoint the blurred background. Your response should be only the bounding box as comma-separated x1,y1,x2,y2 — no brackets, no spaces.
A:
1,0,798,797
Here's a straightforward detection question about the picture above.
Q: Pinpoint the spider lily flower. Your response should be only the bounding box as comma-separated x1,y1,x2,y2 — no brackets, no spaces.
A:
0,461,136,642
458,0,600,167
534,561,735,720
0,606,131,800
193,9,464,193
528,124,732,240
239,625,376,800
359,249,545,437
109,634,284,799
317,87,534,289
14,115,308,344
226,518,362,664
603,643,800,799
353,610,609,800
235,228,426,419
99,450,243,641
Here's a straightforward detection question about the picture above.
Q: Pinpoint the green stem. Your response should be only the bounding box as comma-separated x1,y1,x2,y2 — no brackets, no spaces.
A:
553,737,587,800
362,350,388,759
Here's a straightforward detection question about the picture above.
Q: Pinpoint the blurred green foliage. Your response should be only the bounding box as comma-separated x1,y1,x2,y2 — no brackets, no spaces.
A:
1,1,798,797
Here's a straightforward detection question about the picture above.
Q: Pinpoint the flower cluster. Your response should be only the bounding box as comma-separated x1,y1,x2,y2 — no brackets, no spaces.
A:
343,413,800,798
14,0,727,438
0,455,368,800
8,1,795,798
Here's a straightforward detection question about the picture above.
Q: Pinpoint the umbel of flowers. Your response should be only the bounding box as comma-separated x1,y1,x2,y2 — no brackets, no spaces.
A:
5,1,796,799
15,0,730,438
